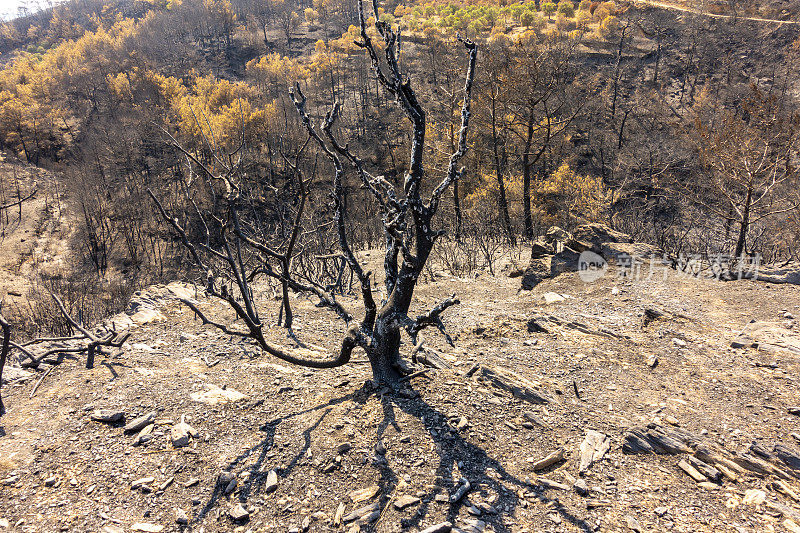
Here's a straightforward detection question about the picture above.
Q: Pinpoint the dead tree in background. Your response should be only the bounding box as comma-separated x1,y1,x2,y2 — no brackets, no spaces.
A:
0,313,10,417
152,0,477,385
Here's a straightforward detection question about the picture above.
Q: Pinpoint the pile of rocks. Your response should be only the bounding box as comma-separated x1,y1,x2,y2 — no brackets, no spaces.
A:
521,223,662,289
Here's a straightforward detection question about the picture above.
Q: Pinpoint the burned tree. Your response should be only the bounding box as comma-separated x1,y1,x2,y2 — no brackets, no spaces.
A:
0,313,9,417
151,0,477,385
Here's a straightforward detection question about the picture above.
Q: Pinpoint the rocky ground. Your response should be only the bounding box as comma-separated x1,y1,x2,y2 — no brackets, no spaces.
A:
1,253,800,533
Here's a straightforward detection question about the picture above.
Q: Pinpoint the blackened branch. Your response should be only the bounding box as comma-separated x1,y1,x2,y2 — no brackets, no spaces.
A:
429,36,478,217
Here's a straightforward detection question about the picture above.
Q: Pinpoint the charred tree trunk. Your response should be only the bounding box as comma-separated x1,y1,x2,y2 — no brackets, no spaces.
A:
734,187,753,259
150,1,476,387
0,314,9,417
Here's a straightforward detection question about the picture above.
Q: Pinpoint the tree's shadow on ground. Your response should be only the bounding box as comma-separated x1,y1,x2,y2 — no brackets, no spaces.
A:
197,381,593,532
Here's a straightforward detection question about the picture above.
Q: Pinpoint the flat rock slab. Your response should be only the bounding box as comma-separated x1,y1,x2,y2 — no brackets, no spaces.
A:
730,321,800,355
1,366,33,385
343,502,380,523
124,412,157,433
90,409,125,423
131,524,164,533
477,365,551,405
129,308,165,326
579,430,610,474
229,503,249,521
349,485,380,503
393,495,421,510
190,384,247,405
419,522,452,533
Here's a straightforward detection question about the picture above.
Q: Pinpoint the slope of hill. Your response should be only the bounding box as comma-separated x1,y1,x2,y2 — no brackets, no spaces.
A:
1,261,800,532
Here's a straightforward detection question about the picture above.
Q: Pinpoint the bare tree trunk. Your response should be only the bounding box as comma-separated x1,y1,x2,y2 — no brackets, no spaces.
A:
734,187,753,258
491,96,514,243
0,314,9,417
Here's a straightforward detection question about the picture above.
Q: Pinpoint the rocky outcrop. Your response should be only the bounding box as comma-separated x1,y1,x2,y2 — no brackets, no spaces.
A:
521,224,661,289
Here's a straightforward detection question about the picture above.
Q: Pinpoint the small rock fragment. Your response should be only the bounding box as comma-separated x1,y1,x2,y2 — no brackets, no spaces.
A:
124,412,157,433
264,470,278,493
131,477,155,490
333,502,346,527
677,459,707,482
374,440,387,455
625,515,643,532
349,485,380,503
91,410,125,423
336,442,352,454
579,431,610,474
170,415,197,447
131,524,164,533
450,478,471,502
543,292,566,304
743,488,767,505
132,423,154,446
573,478,589,496
175,508,189,525
530,448,564,471
229,503,249,521
419,522,452,533
393,495,420,510
343,502,380,523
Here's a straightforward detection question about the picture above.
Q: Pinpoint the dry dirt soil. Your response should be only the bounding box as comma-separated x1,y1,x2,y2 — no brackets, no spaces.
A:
1,255,800,533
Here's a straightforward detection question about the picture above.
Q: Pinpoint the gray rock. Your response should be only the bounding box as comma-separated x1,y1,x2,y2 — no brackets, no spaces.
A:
336,442,352,454
218,471,235,488
550,248,581,275
579,431,610,474
393,495,420,510
229,503,249,521
90,410,125,423
545,226,572,243
175,509,189,525
687,456,722,483
170,415,197,447
124,411,157,433
419,522,452,533
622,423,697,455
264,470,278,493
573,223,630,249
531,239,554,258
450,478,471,502
343,502,380,523
573,478,589,496
521,257,552,290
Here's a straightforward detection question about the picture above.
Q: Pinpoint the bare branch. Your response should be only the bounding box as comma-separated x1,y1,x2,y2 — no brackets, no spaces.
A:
0,188,37,212
429,37,477,216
